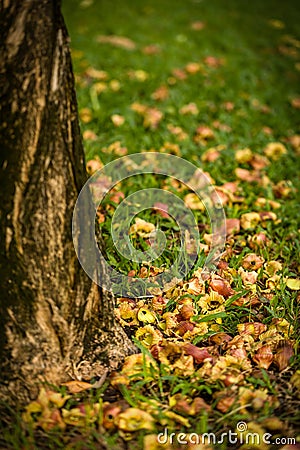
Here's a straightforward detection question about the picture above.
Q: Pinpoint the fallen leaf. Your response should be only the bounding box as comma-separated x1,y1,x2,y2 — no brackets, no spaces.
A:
151,85,169,101
209,277,234,297
235,148,253,164
96,35,136,50
102,401,128,430
62,380,93,394
183,343,212,363
79,107,93,123
153,202,170,218
180,102,199,115
291,97,300,109
83,129,98,141
86,158,103,175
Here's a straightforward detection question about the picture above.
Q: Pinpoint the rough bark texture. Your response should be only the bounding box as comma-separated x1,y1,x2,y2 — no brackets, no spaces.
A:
0,0,135,405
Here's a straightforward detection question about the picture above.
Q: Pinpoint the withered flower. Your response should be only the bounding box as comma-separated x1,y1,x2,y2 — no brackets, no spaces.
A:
157,342,195,376
252,345,273,369
135,325,163,347
176,321,195,336
248,232,270,249
240,212,261,230
209,276,234,297
237,322,267,338
242,253,264,270
183,343,213,364
264,142,287,160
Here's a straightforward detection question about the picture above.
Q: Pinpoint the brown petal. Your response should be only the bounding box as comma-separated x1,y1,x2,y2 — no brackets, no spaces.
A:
183,343,212,363
179,304,195,320
237,322,267,338
226,218,240,236
192,397,211,414
209,333,232,346
253,345,273,369
62,380,93,394
228,348,247,359
248,232,270,249
209,278,234,297
216,396,235,413
103,401,127,430
176,321,194,336
273,341,294,371
242,253,264,270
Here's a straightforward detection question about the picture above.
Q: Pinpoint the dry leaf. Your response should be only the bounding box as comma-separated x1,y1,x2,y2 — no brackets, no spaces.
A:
97,35,136,50
62,380,93,394
209,277,234,297
111,114,125,127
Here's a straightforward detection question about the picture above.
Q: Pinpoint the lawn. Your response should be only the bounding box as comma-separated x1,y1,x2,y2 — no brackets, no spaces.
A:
2,0,300,448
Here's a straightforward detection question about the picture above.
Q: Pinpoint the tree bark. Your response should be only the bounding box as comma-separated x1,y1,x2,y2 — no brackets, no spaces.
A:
0,0,135,405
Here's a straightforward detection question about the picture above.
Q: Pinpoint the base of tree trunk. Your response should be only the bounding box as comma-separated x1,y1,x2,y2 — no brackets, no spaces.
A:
0,1,136,407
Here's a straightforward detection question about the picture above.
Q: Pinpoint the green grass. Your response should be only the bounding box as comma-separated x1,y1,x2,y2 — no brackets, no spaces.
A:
2,0,300,448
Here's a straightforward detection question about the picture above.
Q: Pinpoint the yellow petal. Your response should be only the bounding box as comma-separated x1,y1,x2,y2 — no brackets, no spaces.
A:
286,278,300,290
184,193,205,211
164,411,191,427
116,408,155,431
129,218,155,237
137,307,156,323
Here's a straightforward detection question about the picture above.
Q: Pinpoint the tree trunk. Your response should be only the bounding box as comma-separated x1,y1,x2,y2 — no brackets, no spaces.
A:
0,0,135,405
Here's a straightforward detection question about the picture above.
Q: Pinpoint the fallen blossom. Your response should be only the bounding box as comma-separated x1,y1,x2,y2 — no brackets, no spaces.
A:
116,408,155,432
240,212,261,230
226,218,240,235
129,218,155,238
238,267,258,285
111,114,125,126
264,142,287,160
180,102,199,115
252,345,274,369
242,253,264,270
235,148,253,164
151,85,169,101
184,193,206,211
